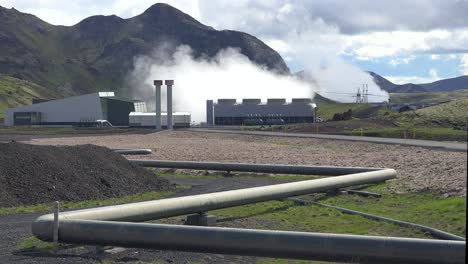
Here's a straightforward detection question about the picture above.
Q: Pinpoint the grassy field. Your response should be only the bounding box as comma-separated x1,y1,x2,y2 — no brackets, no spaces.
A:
315,103,375,121
390,89,468,104
394,98,468,127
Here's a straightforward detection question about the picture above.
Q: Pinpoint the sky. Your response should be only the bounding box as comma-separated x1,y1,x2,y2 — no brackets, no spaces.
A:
1,0,467,84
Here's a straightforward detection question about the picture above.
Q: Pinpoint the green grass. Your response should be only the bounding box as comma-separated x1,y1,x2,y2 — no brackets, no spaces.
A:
0,190,175,216
17,236,54,253
388,98,468,128
0,75,60,119
211,182,466,238
315,103,374,120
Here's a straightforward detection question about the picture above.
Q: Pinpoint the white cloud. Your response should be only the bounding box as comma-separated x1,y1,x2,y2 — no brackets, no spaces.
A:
386,69,441,84
389,55,416,66
431,54,440,60
460,54,468,75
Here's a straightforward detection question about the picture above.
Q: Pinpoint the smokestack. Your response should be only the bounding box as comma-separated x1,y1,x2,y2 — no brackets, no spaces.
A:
165,80,174,129
206,100,214,125
153,80,163,130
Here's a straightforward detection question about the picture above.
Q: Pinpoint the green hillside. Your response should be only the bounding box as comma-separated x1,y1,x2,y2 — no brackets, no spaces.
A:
390,89,468,104
395,98,468,127
0,75,59,119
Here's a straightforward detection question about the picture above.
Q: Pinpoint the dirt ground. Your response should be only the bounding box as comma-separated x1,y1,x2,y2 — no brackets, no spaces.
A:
0,142,173,207
6,130,466,197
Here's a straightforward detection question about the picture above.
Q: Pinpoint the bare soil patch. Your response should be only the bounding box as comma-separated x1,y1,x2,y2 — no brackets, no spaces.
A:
0,142,173,207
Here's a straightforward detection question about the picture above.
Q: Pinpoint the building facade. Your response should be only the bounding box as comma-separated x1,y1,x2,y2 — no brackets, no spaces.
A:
4,92,146,127
207,98,316,126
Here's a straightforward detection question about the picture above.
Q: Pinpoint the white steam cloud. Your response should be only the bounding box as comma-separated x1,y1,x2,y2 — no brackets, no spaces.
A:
127,45,315,123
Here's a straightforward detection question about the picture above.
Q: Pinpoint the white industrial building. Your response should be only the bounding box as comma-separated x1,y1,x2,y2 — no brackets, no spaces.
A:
3,92,147,127
206,98,316,126
129,112,191,128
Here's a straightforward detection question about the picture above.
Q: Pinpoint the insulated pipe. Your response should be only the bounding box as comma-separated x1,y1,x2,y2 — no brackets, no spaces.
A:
39,221,466,264
153,80,163,130
165,80,174,129
33,169,396,235
111,148,152,155
128,159,382,176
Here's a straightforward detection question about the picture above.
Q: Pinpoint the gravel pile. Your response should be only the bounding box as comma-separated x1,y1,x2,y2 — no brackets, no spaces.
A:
23,131,466,197
0,142,173,207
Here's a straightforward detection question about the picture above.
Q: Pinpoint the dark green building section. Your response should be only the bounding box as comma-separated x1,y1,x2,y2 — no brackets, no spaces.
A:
13,112,41,125
100,98,135,126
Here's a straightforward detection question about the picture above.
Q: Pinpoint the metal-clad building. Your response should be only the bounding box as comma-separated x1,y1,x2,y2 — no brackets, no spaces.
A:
4,92,146,127
207,98,316,126
129,112,191,128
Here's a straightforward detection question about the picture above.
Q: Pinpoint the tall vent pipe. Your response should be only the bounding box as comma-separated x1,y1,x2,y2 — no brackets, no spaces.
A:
165,80,174,129
153,80,163,130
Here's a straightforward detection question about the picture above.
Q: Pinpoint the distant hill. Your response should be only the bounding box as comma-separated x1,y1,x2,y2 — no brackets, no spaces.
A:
368,72,468,93
0,3,289,96
420,76,468,92
368,72,427,93
390,89,468,105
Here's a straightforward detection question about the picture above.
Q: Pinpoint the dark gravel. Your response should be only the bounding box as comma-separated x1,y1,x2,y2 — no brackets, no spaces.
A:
0,142,173,207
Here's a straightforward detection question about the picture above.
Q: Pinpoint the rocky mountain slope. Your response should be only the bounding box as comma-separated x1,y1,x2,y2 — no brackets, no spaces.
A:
0,3,289,96
369,71,468,93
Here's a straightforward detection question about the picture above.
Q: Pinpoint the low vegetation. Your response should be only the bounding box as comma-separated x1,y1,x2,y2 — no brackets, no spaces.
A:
0,190,175,216
0,75,59,119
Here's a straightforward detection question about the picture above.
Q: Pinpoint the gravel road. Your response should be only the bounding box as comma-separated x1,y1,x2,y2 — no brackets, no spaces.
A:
12,130,467,197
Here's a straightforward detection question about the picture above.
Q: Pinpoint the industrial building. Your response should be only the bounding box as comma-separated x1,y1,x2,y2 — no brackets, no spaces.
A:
206,98,316,126
3,92,147,127
129,112,191,128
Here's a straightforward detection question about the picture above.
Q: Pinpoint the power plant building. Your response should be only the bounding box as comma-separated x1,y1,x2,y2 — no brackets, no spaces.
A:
129,112,191,128
207,98,316,126
3,92,147,127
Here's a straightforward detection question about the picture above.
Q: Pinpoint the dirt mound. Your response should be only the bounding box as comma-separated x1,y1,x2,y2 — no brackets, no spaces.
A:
0,142,173,207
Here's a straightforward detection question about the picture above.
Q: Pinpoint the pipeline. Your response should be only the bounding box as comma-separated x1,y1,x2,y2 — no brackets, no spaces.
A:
111,148,152,155
289,198,466,241
30,162,465,263
41,221,465,264
128,159,381,176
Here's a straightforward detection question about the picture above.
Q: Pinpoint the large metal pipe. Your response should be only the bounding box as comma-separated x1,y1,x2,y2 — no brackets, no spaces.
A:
165,80,174,130
33,169,396,234
39,221,466,264
129,159,381,176
153,80,163,130
111,148,152,155
30,166,466,263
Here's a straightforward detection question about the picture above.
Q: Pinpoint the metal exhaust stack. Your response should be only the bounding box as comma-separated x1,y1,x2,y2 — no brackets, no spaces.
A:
153,80,163,130
165,80,174,129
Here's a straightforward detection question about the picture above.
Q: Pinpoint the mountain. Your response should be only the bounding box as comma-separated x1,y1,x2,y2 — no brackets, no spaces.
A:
0,3,289,96
420,76,468,92
368,72,427,93
368,72,468,93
